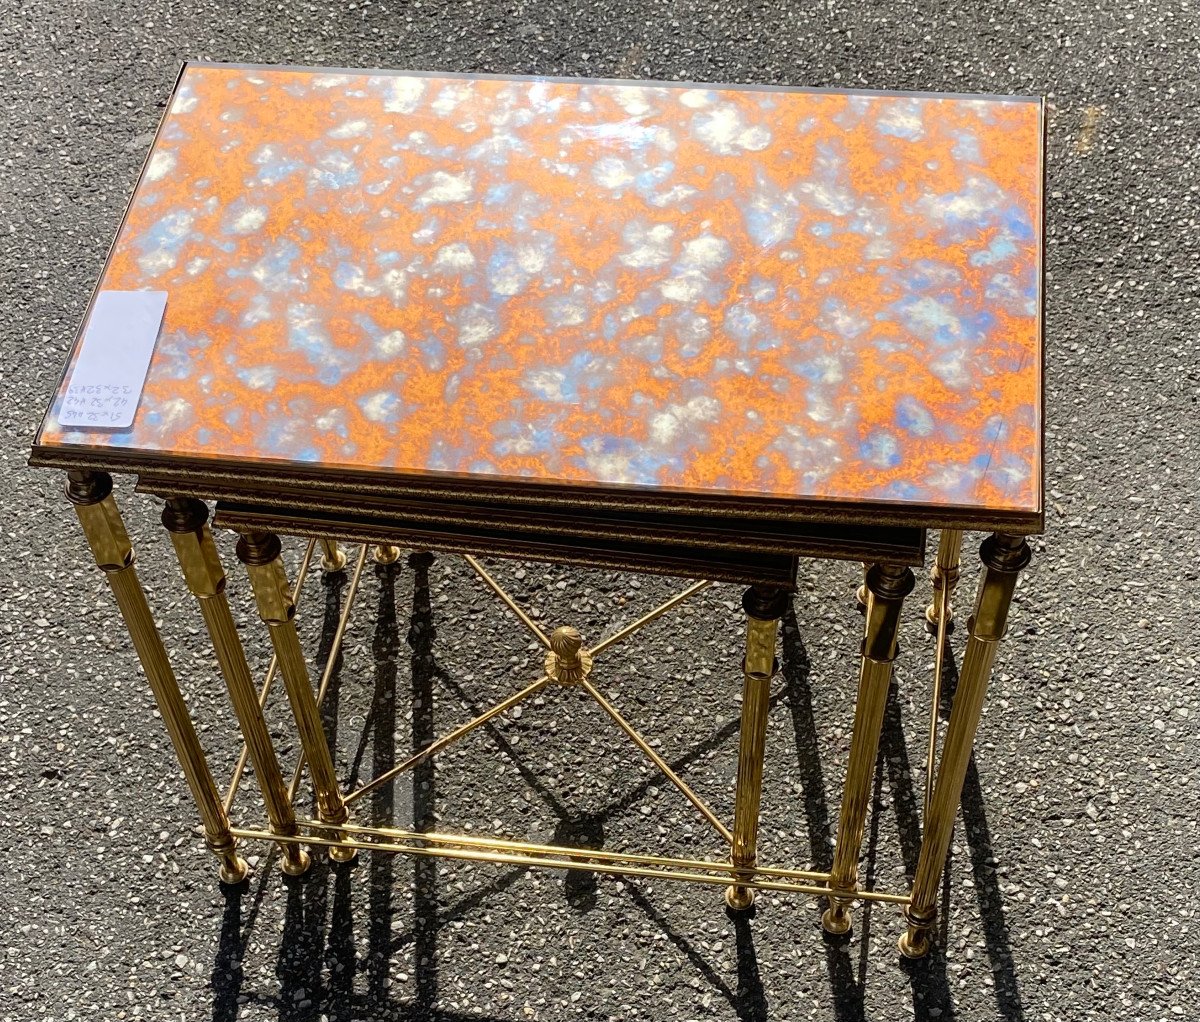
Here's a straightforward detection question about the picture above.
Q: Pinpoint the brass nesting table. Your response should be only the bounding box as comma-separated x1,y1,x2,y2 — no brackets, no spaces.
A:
30,62,1044,958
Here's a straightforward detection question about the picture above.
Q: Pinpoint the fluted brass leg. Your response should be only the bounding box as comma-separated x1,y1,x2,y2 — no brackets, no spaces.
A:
163,498,310,877
900,532,1031,958
725,584,789,911
822,562,915,934
237,529,356,862
320,538,347,573
855,563,869,615
924,528,964,819
66,472,247,884
925,530,964,634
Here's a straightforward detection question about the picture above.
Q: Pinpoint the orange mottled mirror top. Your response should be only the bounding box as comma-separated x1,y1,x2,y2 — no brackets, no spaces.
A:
34,62,1044,526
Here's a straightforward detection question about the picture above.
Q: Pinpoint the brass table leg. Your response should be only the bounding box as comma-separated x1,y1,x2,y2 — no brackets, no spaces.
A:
822,561,915,934
924,528,964,820
725,584,789,911
319,538,347,573
66,472,247,884
236,529,356,862
899,532,1031,958
925,530,964,634
163,498,311,877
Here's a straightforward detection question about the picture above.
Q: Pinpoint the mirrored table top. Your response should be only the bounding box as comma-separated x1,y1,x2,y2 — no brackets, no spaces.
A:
33,62,1044,529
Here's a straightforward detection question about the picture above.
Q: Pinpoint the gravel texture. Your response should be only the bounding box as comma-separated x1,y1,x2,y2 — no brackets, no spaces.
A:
2,2,1199,1020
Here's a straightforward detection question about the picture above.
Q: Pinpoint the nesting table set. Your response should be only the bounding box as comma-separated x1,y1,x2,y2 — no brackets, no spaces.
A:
30,63,1043,958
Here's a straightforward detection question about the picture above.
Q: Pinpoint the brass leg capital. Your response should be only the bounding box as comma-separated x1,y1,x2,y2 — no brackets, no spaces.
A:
67,471,130,570
161,495,209,532
981,531,1033,575
236,529,283,565
65,468,113,505
742,583,791,622
862,563,916,661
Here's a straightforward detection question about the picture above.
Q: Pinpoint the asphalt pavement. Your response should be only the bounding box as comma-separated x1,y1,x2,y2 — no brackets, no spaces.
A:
2,2,1198,1020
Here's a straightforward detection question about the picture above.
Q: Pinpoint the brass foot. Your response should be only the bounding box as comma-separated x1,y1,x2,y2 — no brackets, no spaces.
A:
898,925,933,959
281,847,312,876
320,539,347,573
821,902,852,935
374,545,401,565
218,855,250,885
924,602,955,636
724,885,755,912
328,843,358,863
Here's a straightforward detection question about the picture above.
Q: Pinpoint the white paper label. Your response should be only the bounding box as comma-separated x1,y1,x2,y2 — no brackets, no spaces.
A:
59,290,168,429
